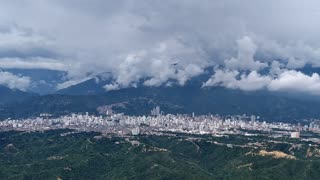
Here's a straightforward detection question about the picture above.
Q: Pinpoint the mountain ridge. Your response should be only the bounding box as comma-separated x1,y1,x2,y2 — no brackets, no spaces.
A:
0,85,36,105
2,86,320,123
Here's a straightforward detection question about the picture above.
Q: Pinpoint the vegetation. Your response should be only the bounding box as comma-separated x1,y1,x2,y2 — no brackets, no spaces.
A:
1,130,320,179
2,86,320,123
0,85,35,106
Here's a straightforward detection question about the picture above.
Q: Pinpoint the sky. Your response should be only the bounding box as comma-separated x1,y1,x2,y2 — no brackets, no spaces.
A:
0,0,320,94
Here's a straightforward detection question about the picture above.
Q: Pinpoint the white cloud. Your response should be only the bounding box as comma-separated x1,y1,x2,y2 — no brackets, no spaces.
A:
175,64,203,85
203,69,271,91
224,36,267,71
0,57,67,71
270,61,285,76
56,77,92,90
104,83,120,91
1,1,320,93
286,57,306,69
0,71,31,91
268,70,320,95
108,39,206,89
203,67,320,96
256,38,320,68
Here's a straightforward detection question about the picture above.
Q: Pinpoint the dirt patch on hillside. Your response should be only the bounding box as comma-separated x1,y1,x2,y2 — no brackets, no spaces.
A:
258,150,296,160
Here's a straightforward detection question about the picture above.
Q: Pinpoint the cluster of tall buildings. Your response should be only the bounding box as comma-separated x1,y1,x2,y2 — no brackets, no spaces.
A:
150,106,162,116
1,109,316,138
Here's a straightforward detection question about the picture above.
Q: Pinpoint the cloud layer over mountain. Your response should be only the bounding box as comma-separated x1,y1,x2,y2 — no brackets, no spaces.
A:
0,0,320,94
0,71,30,91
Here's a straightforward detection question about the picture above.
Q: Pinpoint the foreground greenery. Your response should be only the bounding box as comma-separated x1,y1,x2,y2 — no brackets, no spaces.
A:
1,130,320,180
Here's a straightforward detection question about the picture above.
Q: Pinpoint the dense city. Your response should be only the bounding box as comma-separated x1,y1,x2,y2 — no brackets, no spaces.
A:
1,106,320,140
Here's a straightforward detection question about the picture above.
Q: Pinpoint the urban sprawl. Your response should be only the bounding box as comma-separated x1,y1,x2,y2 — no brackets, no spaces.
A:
1,106,320,140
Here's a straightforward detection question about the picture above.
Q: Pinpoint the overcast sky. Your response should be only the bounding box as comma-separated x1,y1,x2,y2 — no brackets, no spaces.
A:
0,0,320,94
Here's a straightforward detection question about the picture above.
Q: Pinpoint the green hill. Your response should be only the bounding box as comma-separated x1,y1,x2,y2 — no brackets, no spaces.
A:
1,130,320,180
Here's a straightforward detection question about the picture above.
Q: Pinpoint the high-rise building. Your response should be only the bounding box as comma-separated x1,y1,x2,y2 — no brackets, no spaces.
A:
290,132,300,138
151,106,161,116
250,115,256,124
131,127,140,135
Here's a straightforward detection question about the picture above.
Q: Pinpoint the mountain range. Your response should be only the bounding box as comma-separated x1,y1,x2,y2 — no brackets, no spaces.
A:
4,68,66,94
1,68,320,122
0,85,35,105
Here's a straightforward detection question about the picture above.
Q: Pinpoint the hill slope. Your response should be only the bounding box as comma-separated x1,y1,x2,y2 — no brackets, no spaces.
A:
1,130,320,180
2,86,320,122
0,85,35,105
57,73,112,95
4,69,66,95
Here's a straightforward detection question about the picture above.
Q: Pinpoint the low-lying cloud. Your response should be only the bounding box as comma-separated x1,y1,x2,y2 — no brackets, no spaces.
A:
268,70,320,95
204,66,320,95
203,70,272,91
0,1,320,95
0,71,31,91
0,58,67,71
